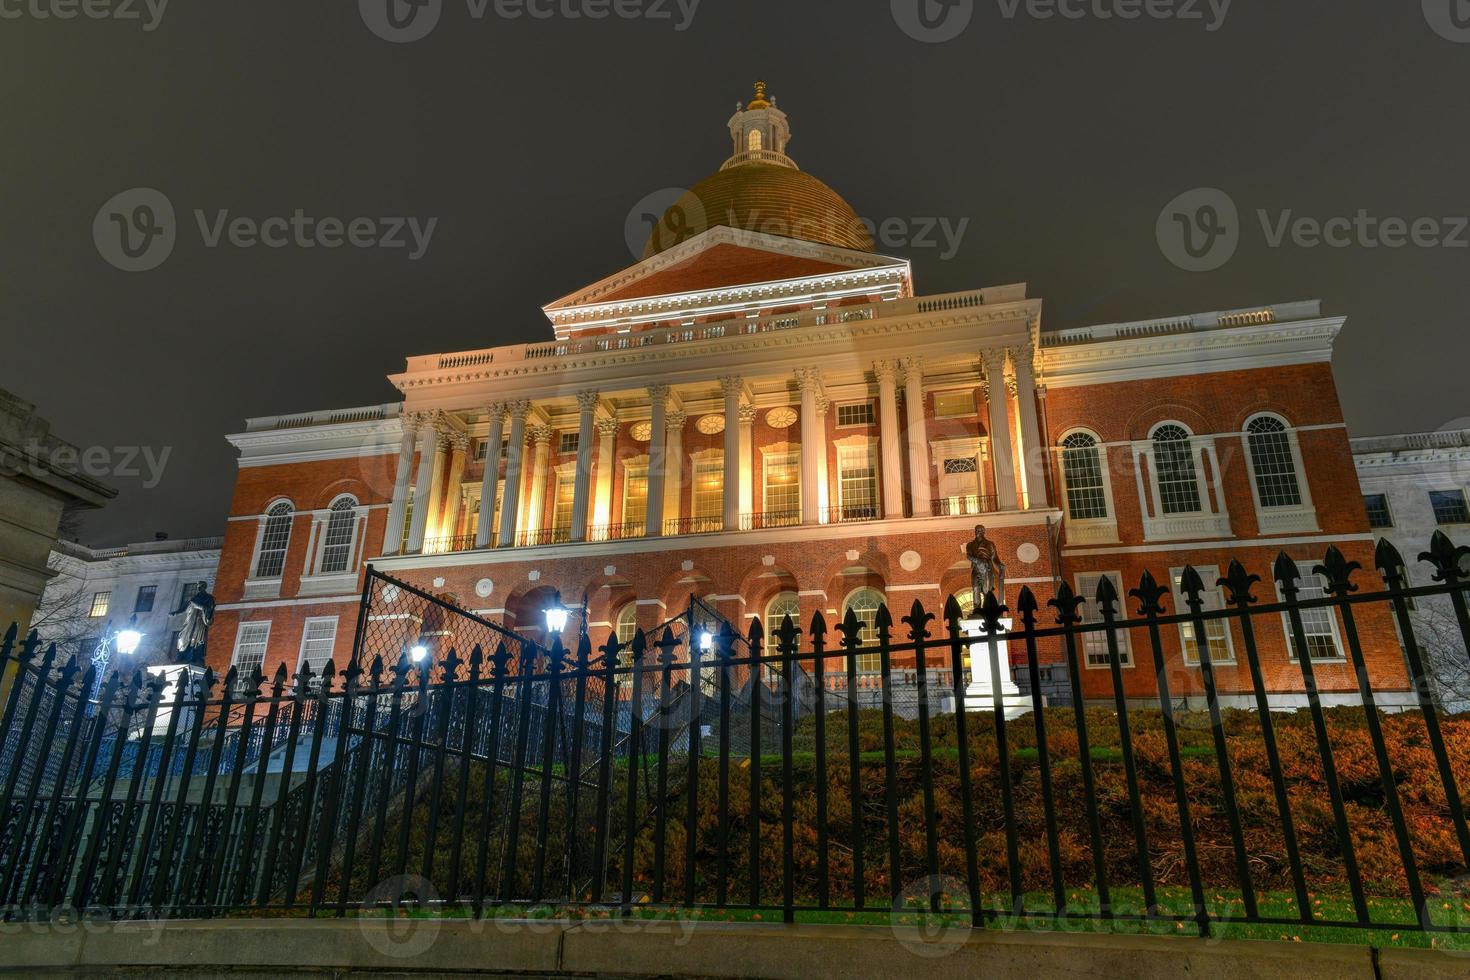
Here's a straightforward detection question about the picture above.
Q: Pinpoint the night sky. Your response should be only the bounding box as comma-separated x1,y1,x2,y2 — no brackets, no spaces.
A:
5,0,1466,546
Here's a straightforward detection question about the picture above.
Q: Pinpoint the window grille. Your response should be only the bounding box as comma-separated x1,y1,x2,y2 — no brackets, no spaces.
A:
255,502,293,578
1152,425,1203,515
1061,432,1108,520
1247,416,1303,508
320,498,358,573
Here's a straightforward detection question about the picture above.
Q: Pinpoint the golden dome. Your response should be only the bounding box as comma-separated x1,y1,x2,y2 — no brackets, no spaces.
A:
747,80,772,110
643,164,874,259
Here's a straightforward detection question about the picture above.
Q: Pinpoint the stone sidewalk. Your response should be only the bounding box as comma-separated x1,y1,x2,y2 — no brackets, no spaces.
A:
1,916,1466,979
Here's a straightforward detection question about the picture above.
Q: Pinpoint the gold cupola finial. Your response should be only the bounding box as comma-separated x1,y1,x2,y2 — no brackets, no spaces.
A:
746,80,772,110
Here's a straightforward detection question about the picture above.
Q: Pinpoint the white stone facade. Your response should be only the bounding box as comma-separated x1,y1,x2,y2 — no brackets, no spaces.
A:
34,536,221,670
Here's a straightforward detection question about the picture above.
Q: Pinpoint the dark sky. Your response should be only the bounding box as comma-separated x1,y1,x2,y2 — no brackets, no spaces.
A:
4,0,1466,547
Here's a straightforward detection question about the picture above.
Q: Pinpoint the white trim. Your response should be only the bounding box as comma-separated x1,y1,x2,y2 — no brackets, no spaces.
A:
1276,562,1347,663
216,594,361,611
1074,571,1133,670
296,616,340,674
1062,532,1374,556
1168,564,1236,666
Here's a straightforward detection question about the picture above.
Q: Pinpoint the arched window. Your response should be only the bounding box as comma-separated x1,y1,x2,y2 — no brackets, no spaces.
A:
254,502,293,578
1060,431,1108,520
615,603,639,645
765,591,801,630
948,591,978,618
1152,424,1202,515
1246,415,1303,508
320,496,359,574
747,128,763,152
843,587,886,672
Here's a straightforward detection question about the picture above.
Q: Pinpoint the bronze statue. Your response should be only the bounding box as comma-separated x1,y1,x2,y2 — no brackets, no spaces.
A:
966,525,1006,612
173,587,215,666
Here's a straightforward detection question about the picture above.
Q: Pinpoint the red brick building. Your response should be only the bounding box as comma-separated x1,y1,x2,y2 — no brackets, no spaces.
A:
206,85,1409,709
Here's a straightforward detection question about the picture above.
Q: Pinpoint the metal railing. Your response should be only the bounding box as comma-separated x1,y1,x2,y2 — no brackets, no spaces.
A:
3,534,1470,939
931,494,1002,517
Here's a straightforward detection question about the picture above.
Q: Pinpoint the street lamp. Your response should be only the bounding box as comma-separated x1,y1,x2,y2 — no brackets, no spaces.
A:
698,630,713,654
544,592,571,636
409,643,429,663
116,628,143,657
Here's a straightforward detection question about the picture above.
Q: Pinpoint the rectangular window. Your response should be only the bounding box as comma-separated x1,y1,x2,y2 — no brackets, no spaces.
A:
1170,566,1234,664
933,391,976,419
474,440,487,461
230,622,271,692
401,493,415,551
762,450,801,523
835,402,875,427
1062,445,1109,520
622,466,648,534
78,637,101,663
298,617,338,679
88,591,111,618
837,444,879,520
320,510,357,574
134,585,157,614
558,432,579,455
1362,493,1393,529
1281,565,1345,661
1076,572,1131,668
1155,440,1204,515
692,454,724,523
550,471,576,541
1430,489,1470,525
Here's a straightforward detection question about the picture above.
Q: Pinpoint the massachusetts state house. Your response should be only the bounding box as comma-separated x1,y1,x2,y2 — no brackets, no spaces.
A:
207,84,1410,708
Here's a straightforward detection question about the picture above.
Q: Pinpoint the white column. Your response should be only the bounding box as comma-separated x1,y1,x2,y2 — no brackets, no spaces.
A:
592,415,619,532
738,404,756,519
438,432,469,542
1011,345,1049,508
797,369,821,525
646,384,669,536
721,376,743,531
875,361,904,518
664,409,686,529
982,348,1020,510
405,414,440,553
421,427,450,545
571,390,599,542
382,413,420,554
524,425,554,541
475,405,505,549
496,401,529,549
816,394,831,518
901,356,931,518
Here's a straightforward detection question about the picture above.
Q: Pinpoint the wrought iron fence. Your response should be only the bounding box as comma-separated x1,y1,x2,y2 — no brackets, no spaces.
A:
1,536,1470,940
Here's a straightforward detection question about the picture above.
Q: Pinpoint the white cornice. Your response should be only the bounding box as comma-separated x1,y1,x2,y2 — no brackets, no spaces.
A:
1040,318,1343,389
371,509,1063,572
227,418,405,465
544,226,911,315
391,302,1039,405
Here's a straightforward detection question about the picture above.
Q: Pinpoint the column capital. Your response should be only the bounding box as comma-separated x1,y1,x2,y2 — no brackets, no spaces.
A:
719,375,745,396
873,360,899,384
900,355,924,381
529,424,554,446
1010,348,1037,382
647,383,671,405
980,346,1010,370
795,367,822,390
576,389,601,412
816,393,831,415
739,404,758,426
505,400,532,421
667,410,688,428
596,415,621,439
483,402,506,422
401,411,428,433
1006,376,1019,397
450,432,471,453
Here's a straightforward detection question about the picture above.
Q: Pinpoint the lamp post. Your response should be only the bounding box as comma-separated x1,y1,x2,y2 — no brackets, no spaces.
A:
91,616,144,700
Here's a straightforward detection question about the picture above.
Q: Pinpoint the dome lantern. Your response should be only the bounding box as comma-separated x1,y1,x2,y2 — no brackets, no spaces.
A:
724,80,795,171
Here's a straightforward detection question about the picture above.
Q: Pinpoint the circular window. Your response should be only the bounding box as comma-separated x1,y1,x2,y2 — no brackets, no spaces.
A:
630,421,653,442
766,407,797,429
697,414,726,435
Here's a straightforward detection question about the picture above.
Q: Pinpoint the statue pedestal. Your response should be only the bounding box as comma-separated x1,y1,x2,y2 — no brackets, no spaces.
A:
959,618,1032,719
